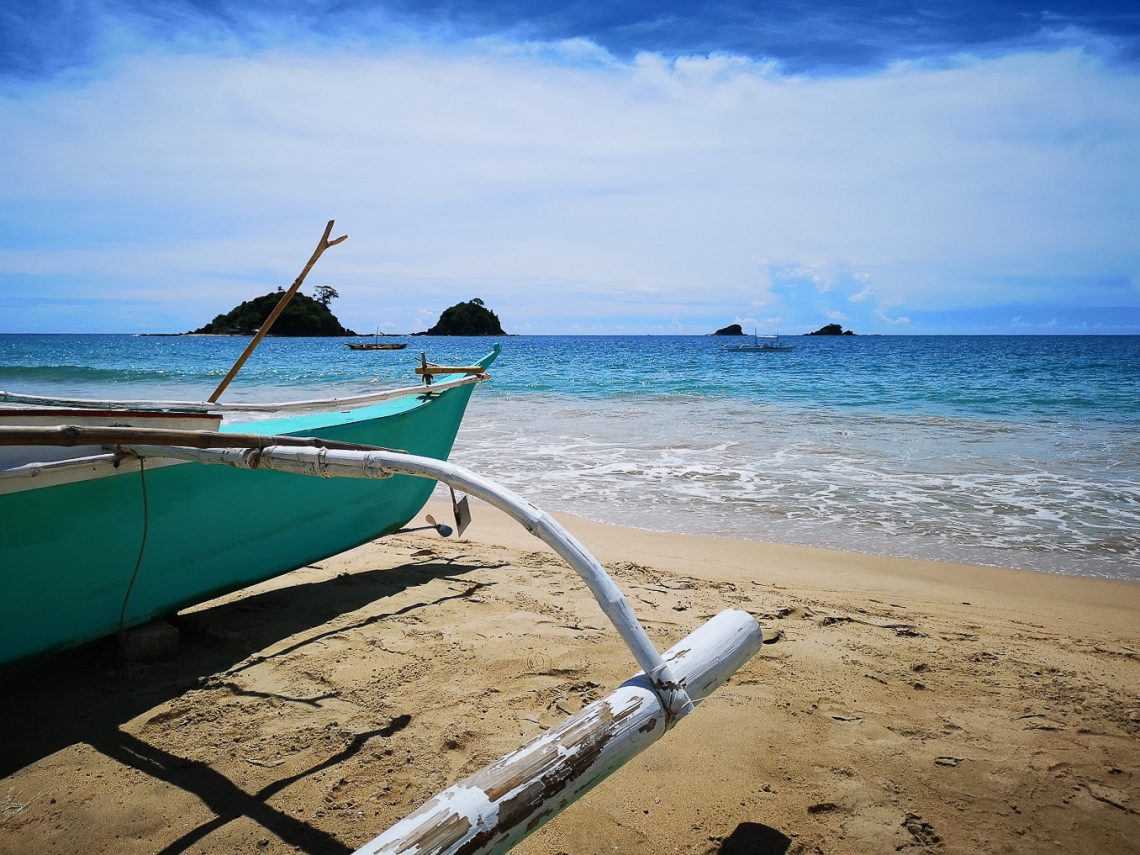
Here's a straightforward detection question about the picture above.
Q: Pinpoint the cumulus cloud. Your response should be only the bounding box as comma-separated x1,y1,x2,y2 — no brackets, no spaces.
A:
0,16,1138,333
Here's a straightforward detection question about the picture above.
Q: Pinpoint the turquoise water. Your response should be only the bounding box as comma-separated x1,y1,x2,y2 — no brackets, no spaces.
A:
3,334,1138,579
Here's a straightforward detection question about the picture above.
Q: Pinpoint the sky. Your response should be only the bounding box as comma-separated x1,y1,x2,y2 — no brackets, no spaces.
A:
1,1,1139,335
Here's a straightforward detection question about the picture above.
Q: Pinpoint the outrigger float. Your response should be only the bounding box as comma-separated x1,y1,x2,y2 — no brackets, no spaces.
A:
0,222,762,854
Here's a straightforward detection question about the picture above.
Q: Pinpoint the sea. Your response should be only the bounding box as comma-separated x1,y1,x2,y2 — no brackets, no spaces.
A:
2,333,1138,580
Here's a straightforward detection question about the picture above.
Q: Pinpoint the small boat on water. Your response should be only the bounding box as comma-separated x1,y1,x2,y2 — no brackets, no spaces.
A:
726,331,795,352
0,221,762,854
347,341,407,350
347,327,408,350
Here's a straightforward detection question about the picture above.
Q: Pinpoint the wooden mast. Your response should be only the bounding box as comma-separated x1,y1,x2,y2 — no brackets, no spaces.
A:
207,220,348,403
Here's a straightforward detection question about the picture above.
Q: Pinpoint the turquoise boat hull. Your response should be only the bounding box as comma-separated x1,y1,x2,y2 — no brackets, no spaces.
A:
0,347,498,666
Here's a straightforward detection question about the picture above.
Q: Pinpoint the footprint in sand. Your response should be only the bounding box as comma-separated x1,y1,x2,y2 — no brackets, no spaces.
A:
760,626,784,644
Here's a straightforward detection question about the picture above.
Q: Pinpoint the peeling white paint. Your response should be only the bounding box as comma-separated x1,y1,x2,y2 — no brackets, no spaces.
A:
353,610,761,855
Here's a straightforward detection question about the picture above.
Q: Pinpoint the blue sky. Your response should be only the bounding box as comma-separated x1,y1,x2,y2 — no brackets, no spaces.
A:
1,1,1139,334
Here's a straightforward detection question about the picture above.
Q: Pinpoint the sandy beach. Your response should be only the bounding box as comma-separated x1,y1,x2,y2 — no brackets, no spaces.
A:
1,496,1137,854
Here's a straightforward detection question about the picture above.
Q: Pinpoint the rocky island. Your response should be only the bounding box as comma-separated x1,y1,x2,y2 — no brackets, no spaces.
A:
415,298,506,336
713,324,745,335
190,286,356,336
805,323,856,336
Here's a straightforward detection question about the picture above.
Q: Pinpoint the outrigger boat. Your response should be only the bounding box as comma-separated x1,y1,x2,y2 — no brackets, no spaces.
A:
347,328,408,350
347,341,408,350
726,331,795,352
0,221,762,854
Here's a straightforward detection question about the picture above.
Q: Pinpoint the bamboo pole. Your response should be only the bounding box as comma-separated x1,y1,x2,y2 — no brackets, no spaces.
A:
352,610,762,855
414,365,489,376
207,220,348,403
0,425,397,454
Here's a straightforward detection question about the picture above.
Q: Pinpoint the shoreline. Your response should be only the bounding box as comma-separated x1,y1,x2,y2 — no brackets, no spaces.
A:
445,490,1140,584
1,500,1137,853
423,497,1140,625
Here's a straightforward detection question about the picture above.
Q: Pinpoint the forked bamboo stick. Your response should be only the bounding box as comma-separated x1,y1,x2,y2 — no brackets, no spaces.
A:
208,220,348,402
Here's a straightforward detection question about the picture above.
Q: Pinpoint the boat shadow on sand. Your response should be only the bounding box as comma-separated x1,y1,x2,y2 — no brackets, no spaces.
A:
0,554,503,854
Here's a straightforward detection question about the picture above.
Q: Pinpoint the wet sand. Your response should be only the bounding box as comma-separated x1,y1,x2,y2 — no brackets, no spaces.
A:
1,498,1137,854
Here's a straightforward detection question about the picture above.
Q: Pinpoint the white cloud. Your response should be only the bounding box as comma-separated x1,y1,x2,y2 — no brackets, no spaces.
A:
774,264,834,293
876,308,911,325
1012,315,1059,329
826,308,848,321
1,32,1138,332
734,315,788,331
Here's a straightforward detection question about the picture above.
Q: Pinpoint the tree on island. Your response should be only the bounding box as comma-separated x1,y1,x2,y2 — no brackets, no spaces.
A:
191,290,356,336
313,284,339,306
416,298,506,336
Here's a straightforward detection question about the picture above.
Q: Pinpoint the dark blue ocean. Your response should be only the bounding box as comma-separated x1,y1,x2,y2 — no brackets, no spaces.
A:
2,334,1138,579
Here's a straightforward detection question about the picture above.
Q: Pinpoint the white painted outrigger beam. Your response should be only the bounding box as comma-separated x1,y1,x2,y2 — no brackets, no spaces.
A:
3,423,762,849
127,443,703,720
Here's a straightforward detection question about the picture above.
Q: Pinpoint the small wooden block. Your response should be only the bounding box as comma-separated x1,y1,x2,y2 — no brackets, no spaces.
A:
118,619,180,661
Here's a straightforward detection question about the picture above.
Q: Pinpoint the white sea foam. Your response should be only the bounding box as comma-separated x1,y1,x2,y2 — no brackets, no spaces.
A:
448,395,1140,579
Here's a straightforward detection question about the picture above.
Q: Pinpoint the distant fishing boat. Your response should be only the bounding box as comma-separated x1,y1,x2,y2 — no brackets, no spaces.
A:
347,326,407,350
726,331,795,352
347,341,407,350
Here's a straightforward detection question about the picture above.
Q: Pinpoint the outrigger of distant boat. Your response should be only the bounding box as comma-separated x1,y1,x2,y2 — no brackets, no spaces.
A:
726,332,795,352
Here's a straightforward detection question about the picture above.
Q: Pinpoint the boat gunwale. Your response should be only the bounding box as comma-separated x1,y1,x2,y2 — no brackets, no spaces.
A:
0,407,222,420
0,370,489,414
